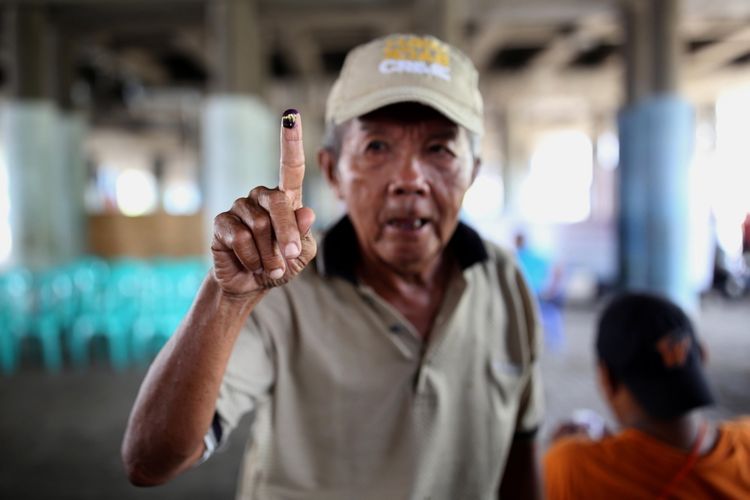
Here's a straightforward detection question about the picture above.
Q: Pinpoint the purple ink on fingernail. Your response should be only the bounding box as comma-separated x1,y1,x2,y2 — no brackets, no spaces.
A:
282,109,299,129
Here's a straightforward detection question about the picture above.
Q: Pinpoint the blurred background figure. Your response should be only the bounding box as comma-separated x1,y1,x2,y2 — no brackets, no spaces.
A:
514,231,565,352
544,292,750,500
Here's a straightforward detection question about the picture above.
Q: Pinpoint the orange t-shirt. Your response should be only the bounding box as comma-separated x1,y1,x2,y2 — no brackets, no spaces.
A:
544,418,750,499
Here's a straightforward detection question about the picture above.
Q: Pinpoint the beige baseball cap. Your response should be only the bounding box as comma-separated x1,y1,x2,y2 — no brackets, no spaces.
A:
325,34,484,135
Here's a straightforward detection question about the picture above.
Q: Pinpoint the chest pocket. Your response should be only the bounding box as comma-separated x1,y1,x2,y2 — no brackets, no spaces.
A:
487,358,526,418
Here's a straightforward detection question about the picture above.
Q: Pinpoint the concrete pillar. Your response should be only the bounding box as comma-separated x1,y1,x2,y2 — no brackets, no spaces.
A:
210,0,265,94
617,0,695,310
50,23,88,263
2,5,88,269
52,112,88,262
2,102,58,270
202,0,276,249
2,5,57,269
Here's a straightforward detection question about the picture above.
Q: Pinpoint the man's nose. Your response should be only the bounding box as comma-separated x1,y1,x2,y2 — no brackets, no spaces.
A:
388,155,429,196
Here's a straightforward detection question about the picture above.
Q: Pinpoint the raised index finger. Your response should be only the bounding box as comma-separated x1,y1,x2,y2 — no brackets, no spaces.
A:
280,108,305,208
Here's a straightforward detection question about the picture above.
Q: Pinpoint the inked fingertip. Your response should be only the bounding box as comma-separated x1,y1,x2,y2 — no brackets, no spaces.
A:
281,109,300,129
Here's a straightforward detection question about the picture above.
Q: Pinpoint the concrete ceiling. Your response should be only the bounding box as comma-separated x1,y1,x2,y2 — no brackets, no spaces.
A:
2,0,750,124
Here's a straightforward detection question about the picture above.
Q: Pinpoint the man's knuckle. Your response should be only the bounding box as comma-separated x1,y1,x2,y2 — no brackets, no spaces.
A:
231,197,249,212
282,157,304,169
262,259,284,272
214,211,231,226
251,216,270,233
239,249,260,268
249,186,265,198
232,230,251,246
246,253,262,269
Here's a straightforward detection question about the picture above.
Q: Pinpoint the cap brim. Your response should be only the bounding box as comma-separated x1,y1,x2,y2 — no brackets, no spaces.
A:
332,85,484,135
623,366,715,419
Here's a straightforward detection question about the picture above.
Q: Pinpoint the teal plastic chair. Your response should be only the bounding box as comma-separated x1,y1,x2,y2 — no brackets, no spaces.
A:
68,259,149,371
70,310,131,372
69,256,110,319
0,268,33,375
130,257,205,364
27,311,64,373
26,269,74,373
131,312,182,364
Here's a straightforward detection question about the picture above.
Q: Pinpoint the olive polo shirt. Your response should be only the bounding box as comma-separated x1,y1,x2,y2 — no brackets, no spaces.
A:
207,216,543,500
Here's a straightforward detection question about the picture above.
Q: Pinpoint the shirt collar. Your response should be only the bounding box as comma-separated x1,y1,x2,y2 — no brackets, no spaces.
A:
316,215,488,283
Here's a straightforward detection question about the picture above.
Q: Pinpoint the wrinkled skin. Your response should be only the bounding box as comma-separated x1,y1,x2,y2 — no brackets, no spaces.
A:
319,104,480,283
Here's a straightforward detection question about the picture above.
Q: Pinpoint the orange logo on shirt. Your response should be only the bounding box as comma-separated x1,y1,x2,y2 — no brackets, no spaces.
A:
655,333,692,368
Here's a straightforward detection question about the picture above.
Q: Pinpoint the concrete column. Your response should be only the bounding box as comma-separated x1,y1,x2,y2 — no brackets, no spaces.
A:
50,23,88,263
202,0,276,249
2,5,57,269
2,102,58,270
2,5,88,269
209,0,265,95
617,0,695,310
52,112,88,262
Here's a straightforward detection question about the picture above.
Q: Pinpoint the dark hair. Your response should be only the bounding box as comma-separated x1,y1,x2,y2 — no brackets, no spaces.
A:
595,292,714,419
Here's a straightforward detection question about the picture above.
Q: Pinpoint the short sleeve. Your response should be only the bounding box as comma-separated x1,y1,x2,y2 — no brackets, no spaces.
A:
213,303,278,445
513,263,545,435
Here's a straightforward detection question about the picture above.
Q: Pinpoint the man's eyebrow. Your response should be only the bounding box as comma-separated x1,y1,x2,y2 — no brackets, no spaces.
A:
427,127,460,140
358,122,389,134
357,121,459,138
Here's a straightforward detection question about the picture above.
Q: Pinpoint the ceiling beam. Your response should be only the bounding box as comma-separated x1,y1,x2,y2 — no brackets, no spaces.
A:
687,25,750,76
468,21,511,71
277,30,324,79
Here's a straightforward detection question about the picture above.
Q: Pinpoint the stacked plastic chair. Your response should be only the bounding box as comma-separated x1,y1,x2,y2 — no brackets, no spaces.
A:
1,256,207,374
69,258,149,371
0,267,33,374
26,268,73,373
131,258,206,364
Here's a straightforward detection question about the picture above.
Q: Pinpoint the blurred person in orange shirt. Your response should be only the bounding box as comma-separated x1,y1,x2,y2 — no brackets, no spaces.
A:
544,292,750,499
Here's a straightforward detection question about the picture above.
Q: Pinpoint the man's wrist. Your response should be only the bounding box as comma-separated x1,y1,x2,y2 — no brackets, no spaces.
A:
206,270,269,311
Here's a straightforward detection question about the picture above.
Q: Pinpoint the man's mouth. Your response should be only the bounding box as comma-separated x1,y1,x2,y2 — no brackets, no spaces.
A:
385,218,430,231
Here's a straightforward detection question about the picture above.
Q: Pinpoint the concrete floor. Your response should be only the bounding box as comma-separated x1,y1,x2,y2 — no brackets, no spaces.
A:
1,295,748,499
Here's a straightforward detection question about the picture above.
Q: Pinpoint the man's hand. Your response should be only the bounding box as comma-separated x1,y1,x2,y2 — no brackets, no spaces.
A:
123,113,317,483
211,109,317,296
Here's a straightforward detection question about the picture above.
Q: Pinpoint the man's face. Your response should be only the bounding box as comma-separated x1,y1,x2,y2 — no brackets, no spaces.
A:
323,104,479,274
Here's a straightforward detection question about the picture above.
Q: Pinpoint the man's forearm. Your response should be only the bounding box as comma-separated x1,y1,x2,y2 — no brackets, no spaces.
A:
121,272,267,486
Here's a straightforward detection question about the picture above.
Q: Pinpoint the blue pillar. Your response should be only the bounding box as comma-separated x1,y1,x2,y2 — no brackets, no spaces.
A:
618,96,694,309
617,0,697,311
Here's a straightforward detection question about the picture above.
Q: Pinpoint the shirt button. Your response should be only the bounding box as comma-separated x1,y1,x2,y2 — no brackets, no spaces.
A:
389,324,402,334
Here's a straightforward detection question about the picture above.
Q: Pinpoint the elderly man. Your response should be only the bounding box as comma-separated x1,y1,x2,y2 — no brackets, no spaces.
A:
122,34,543,499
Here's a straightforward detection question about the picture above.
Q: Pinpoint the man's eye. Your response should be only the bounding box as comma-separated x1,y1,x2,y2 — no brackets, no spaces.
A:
365,140,388,153
428,144,455,156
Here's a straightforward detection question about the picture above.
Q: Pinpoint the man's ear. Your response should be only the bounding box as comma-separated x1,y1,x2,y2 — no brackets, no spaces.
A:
318,148,343,199
471,157,481,183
